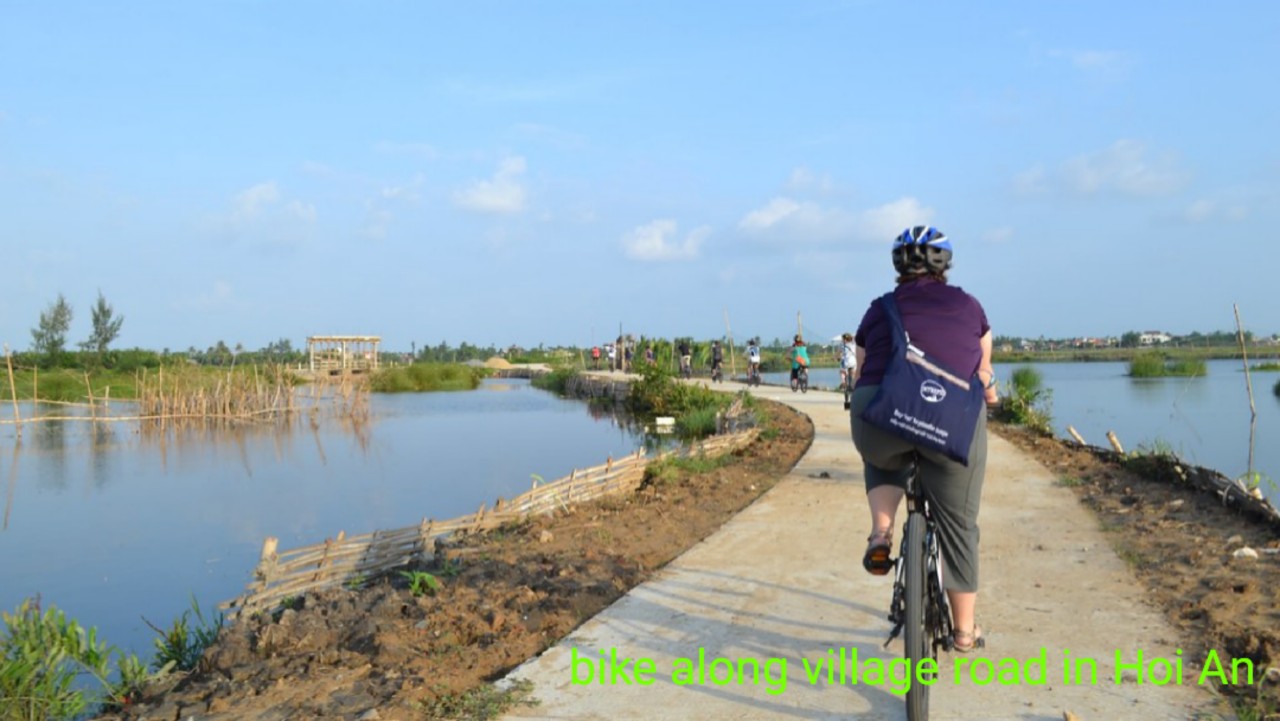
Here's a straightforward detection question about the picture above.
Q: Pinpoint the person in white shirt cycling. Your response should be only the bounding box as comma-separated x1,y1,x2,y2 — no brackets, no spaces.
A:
839,332,858,389
746,338,762,382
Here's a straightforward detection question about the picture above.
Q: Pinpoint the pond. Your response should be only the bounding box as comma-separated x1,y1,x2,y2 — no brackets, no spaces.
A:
766,360,1279,506
0,378,646,659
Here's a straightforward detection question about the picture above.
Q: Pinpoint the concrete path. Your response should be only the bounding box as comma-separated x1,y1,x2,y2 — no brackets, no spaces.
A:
500,380,1234,720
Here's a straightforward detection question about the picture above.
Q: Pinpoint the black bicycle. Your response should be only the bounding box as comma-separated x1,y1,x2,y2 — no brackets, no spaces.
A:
746,363,761,387
790,366,808,393
710,361,723,383
884,454,953,720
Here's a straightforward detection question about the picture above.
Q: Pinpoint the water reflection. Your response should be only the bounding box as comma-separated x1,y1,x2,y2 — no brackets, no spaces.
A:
35,415,69,491
0,379,648,658
998,359,1277,506
3,441,18,531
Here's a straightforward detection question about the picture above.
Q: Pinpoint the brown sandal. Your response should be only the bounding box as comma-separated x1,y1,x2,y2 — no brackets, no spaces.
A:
862,529,894,575
952,626,985,653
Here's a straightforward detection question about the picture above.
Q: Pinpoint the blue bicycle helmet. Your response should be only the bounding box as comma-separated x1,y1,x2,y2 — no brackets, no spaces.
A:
892,225,952,275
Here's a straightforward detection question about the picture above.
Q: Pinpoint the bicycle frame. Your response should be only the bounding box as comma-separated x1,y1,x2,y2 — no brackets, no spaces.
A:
883,457,953,719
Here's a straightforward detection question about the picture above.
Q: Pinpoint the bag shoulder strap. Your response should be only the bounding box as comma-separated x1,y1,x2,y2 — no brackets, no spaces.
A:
877,292,910,348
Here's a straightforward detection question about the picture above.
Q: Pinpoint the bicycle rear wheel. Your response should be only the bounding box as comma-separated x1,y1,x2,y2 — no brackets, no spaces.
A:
903,512,929,720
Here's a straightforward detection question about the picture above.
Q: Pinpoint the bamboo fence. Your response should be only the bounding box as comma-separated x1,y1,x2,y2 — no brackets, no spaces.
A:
221,427,759,619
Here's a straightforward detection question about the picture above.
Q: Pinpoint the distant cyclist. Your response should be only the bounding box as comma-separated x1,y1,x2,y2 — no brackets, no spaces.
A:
839,332,858,389
710,340,724,382
746,338,762,382
790,335,809,388
677,340,692,378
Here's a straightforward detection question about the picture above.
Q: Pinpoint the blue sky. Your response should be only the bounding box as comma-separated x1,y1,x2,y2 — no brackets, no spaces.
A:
3,1,1277,352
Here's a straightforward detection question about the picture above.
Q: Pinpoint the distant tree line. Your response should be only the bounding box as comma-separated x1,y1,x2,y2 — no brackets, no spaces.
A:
995,329,1268,352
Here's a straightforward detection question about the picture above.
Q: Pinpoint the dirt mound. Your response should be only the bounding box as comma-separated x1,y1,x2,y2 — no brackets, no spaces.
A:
483,357,514,369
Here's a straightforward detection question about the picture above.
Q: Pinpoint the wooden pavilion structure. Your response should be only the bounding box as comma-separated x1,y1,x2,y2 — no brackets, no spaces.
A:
307,335,381,374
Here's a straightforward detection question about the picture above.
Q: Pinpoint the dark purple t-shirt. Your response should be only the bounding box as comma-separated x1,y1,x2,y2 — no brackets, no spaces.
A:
854,277,990,388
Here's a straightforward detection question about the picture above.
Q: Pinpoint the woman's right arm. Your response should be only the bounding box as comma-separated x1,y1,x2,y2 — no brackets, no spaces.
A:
979,330,998,406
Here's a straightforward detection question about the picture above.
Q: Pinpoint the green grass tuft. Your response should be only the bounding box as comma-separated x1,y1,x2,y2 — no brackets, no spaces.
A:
369,363,483,392
1129,351,1207,378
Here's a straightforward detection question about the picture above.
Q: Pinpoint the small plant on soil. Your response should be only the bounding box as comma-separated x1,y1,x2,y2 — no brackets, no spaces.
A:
145,595,224,673
437,558,463,579
418,678,538,720
401,570,441,597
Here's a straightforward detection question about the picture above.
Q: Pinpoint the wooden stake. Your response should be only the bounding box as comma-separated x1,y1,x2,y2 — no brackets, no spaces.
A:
4,345,19,438
1234,303,1257,478
1106,431,1124,454
1066,426,1087,446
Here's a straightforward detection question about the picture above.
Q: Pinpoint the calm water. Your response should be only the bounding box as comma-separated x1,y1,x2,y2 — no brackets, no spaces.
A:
765,360,1279,505
0,379,645,659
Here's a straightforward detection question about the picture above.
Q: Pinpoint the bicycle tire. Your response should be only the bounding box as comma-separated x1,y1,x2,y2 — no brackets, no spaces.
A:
904,512,929,720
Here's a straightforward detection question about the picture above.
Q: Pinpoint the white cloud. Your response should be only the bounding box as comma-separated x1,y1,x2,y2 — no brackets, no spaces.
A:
232,182,280,221
860,198,934,240
740,197,802,231
1016,140,1190,198
1183,197,1248,223
1013,165,1047,195
286,200,317,223
1063,140,1188,196
452,156,527,213
381,174,425,203
738,195,932,244
786,167,834,193
621,219,708,261
217,182,317,248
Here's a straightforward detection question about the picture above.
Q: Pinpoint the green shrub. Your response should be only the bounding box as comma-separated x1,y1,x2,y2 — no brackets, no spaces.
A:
1129,351,1206,377
0,599,153,720
623,362,732,439
531,368,576,395
369,363,482,392
995,366,1053,435
675,407,720,437
1129,351,1167,378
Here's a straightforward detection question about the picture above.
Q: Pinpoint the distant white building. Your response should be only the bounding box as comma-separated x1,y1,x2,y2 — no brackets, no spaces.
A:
1139,331,1172,346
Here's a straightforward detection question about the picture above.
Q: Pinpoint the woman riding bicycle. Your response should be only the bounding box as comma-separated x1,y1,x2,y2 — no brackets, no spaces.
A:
789,335,809,387
848,226,999,653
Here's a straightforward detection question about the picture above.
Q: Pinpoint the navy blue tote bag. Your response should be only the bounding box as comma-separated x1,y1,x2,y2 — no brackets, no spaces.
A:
858,293,986,466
